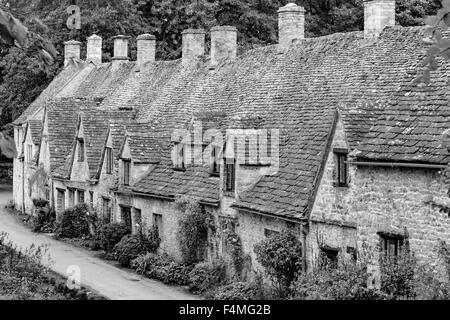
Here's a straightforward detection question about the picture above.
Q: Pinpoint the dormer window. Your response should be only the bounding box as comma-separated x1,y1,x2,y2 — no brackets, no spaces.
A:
106,147,113,174
224,158,236,192
123,160,131,186
77,138,84,162
211,146,221,176
333,148,349,187
174,143,185,171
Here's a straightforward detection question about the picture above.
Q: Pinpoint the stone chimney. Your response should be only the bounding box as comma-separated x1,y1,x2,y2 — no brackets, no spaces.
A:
278,3,305,51
87,34,102,65
112,35,130,63
64,40,81,67
210,26,237,66
182,29,206,66
364,0,396,38
137,34,156,68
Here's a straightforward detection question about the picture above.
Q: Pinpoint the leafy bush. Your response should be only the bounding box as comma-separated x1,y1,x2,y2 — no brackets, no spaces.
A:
254,230,303,297
147,225,161,253
188,260,227,295
98,223,130,251
54,204,92,239
176,197,215,265
131,253,191,285
114,234,151,267
379,246,416,299
31,199,55,233
212,279,265,300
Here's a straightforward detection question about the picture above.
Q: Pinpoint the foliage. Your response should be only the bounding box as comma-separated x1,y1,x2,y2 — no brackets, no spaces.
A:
253,230,303,297
113,234,151,267
188,260,227,295
131,252,191,285
379,246,417,299
223,228,244,277
54,203,92,239
211,277,265,300
31,198,55,233
98,222,130,251
146,224,161,253
176,197,214,265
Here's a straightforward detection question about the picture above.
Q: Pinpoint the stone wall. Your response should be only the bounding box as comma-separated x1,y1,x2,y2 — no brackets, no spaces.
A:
311,118,450,274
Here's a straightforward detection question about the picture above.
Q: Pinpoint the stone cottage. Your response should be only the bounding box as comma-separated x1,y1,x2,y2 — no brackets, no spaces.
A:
12,1,450,276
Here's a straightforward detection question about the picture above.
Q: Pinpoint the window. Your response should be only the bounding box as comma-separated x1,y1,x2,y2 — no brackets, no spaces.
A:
102,198,111,222
106,147,113,174
174,143,185,170
379,233,404,258
68,188,75,207
320,247,339,268
57,189,65,213
77,138,84,162
26,144,33,163
334,148,349,187
224,158,236,192
45,186,50,201
77,190,85,204
211,146,221,176
264,228,280,238
153,213,163,240
121,206,132,231
89,191,94,206
133,208,142,234
123,160,131,186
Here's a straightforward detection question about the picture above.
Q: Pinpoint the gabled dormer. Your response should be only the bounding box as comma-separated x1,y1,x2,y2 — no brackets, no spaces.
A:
99,126,115,180
23,119,43,166
69,115,90,182
37,108,50,172
118,132,160,187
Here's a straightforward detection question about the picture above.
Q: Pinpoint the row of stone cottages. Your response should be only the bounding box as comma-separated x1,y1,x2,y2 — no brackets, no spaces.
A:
12,1,450,278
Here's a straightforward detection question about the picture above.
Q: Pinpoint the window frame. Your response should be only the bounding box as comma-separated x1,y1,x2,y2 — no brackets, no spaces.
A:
333,148,349,187
153,213,163,240
379,233,404,258
77,138,85,162
26,144,33,163
210,146,221,176
173,143,186,171
105,147,113,174
224,158,236,192
123,159,131,186
77,189,85,204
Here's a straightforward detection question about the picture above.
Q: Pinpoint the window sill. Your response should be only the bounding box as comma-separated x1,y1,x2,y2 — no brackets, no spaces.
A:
210,172,220,178
173,167,186,172
223,190,235,197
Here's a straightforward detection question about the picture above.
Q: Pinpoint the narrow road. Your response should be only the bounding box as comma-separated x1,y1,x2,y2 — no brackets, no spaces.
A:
0,184,198,300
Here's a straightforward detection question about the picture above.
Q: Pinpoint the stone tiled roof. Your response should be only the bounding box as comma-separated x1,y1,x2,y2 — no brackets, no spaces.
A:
22,25,450,218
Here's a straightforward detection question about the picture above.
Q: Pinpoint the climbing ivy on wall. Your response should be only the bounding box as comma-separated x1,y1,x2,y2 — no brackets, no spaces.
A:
175,196,216,265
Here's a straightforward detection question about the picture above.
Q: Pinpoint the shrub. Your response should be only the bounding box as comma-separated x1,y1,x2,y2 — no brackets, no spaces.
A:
98,223,130,251
176,197,215,265
31,199,55,233
114,234,151,267
131,253,191,285
254,230,303,297
379,246,416,299
54,204,92,239
212,278,265,300
188,260,227,295
147,225,161,253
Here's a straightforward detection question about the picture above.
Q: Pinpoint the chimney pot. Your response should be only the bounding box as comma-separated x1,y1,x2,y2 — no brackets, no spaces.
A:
137,33,156,68
87,34,102,65
182,29,206,66
64,40,82,67
112,35,131,62
278,3,305,51
364,0,396,38
210,26,237,66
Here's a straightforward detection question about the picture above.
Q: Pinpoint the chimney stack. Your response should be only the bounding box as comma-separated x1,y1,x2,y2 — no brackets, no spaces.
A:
182,29,206,66
64,40,81,67
87,34,102,65
364,0,396,38
137,34,156,68
278,3,305,51
210,26,237,66
112,35,130,63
